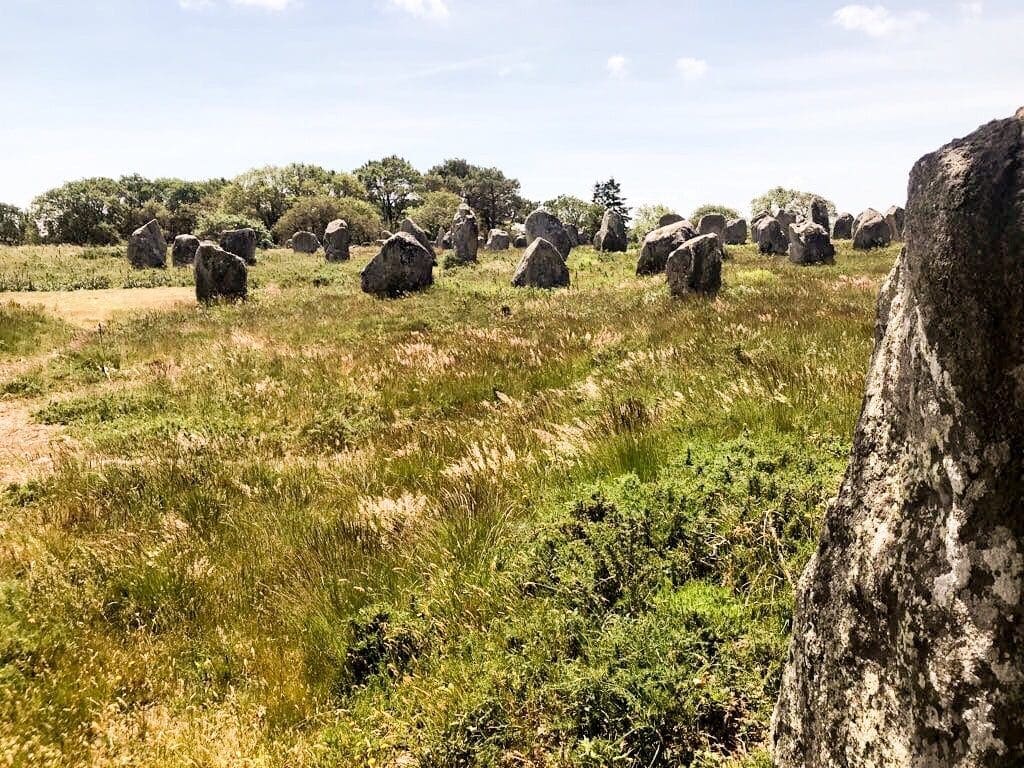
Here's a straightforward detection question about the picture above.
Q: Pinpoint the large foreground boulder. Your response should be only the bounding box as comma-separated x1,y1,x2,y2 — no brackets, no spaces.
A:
360,232,433,297
636,219,697,275
594,208,628,252
852,208,892,250
127,219,166,268
511,238,569,289
665,234,722,296
171,234,200,267
787,221,836,265
324,219,350,262
399,217,436,258
219,228,258,265
886,204,906,241
451,204,479,264
292,231,320,254
832,212,854,240
525,208,572,260
754,216,787,255
724,218,748,245
195,241,247,302
773,111,1024,767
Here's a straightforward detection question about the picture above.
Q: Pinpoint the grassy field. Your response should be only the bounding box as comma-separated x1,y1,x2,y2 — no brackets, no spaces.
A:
0,241,896,767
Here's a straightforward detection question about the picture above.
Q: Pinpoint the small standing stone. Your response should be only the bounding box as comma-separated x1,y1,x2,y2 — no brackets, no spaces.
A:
754,217,788,255
832,212,854,240
852,208,892,250
486,229,511,250
171,234,200,267
451,204,479,264
885,204,905,241
725,218,748,245
400,217,436,257
324,219,351,262
636,219,697,275
787,221,836,265
127,219,167,269
292,231,320,254
219,228,258,265
511,238,570,289
525,208,573,260
658,213,684,228
360,232,434,297
697,213,726,240
810,198,830,232
195,241,247,302
594,208,628,252
666,234,723,296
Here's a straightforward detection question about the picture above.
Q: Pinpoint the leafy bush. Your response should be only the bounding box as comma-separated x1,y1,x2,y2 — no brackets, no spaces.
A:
194,211,272,247
404,190,461,238
543,194,605,233
0,203,26,245
273,197,382,245
630,204,677,244
749,187,836,219
691,203,740,222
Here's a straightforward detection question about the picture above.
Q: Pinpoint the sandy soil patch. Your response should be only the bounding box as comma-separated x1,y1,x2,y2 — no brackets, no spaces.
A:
0,287,195,329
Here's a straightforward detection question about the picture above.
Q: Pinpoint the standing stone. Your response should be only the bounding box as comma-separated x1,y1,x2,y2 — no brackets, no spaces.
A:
852,208,893,250
787,221,836,265
775,209,798,243
127,219,167,269
525,208,573,260
511,238,569,289
751,211,771,231
194,241,247,303
833,212,855,240
171,234,200,267
886,204,906,241
665,234,723,296
219,228,258,265
594,208,628,252
725,218,748,245
324,219,350,262
513,234,527,248
774,111,1024,768
451,204,479,264
360,232,434,297
810,198,830,232
636,219,697,275
754,217,787,255
292,231,320,254
485,229,511,250
399,217,436,258
564,223,581,248
659,213,684,228
697,213,726,241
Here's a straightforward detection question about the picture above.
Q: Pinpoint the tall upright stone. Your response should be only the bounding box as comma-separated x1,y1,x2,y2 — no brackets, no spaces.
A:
127,219,167,269
172,234,200,267
525,208,572,261
886,204,906,241
219,228,258,265
775,209,798,243
810,198,830,232
594,208,628,252
754,217,787,255
774,111,1024,768
324,219,350,262
833,212,855,240
451,203,479,264
697,213,726,240
724,218,748,245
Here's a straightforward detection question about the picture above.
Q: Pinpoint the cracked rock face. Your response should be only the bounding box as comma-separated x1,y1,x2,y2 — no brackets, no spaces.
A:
773,112,1024,767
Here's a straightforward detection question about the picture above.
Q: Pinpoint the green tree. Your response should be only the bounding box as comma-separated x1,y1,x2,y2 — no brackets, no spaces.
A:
272,196,382,245
592,178,630,224
543,195,604,232
28,178,127,245
404,190,462,237
425,159,525,231
691,203,740,222
195,210,272,247
0,204,26,245
750,187,836,219
629,204,677,244
355,156,422,228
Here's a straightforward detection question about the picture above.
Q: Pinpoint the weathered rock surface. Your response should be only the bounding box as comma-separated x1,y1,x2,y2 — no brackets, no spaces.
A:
511,238,569,288
853,208,893,250
400,217,436,257
636,220,697,275
697,213,726,240
525,208,573,260
513,234,528,248
194,241,247,302
810,198,830,232
775,209,798,243
292,231,320,254
658,213,684,228
171,234,200,267
324,219,350,262
564,223,581,248
833,212,855,240
773,111,1024,768
486,229,511,250
754,216,787,255
127,219,167,269
451,204,479,264
360,232,434,297
725,218,748,245
595,208,628,252
886,204,906,241
787,221,836,265
219,228,258,265
665,234,722,296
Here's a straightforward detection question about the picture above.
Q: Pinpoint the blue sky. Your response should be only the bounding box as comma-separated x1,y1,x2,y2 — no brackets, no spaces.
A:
1,0,1021,216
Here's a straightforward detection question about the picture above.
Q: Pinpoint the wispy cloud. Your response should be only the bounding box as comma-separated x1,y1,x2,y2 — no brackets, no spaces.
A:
676,57,708,81
832,4,929,37
606,54,628,79
386,0,450,20
959,2,983,18
179,0,299,10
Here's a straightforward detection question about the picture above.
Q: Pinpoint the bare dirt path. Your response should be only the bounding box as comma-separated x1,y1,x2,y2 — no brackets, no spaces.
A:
0,286,194,329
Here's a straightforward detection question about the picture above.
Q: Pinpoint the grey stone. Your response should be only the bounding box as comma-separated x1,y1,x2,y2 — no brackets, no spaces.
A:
399,217,436,258
787,221,836,265
513,234,527,248
886,204,906,241
697,213,726,240
725,218,748,245
451,204,479,264
171,234,200,267
774,109,1024,768
194,241,247,302
810,198,830,232
594,208,628,252
658,213,684,228
292,231,320,254
564,223,581,248
754,217,787,255
525,208,572,260
360,232,434,297
775,210,798,243
127,219,166,269
833,212,854,240
219,228,257,265
486,229,511,250
852,208,892,250
511,238,569,288
324,219,350,262
665,234,722,296
636,219,697,275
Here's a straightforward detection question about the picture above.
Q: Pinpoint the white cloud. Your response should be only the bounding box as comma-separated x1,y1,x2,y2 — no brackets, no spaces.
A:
179,0,298,9
606,54,628,79
832,4,930,37
960,2,983,18
387,0,450,20
676,57,708,81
